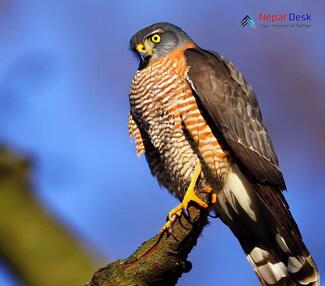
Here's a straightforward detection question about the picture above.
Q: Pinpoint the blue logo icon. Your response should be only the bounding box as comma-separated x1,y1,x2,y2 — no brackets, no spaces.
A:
241,15,256,28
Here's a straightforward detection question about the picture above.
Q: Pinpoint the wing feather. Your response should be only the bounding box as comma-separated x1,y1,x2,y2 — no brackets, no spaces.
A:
184,48,286,190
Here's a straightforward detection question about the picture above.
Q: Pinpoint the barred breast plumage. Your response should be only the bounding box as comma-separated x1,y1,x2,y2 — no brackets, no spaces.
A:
129,45,230,199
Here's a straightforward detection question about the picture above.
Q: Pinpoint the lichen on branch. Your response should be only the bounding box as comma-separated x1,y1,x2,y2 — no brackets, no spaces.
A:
87,204,209,286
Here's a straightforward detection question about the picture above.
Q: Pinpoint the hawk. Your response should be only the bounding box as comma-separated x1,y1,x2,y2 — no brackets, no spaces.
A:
128,22,319,286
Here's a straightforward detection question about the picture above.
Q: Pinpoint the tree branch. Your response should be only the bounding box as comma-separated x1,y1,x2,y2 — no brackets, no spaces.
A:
0,146,97,285
88,203,209,286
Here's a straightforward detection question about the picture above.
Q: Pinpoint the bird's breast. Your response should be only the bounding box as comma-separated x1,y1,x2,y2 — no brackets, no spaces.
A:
130,56,188,130
129,54,230,196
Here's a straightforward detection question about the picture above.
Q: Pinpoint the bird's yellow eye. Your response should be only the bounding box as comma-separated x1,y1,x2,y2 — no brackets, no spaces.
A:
151,34,161,43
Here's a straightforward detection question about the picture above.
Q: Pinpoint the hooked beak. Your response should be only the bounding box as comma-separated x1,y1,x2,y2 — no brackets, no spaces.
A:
136,39,154,68
138,51,149,62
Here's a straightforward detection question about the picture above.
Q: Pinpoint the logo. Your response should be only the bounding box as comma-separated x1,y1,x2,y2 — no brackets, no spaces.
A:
241,15,256,28
241,13,312,29
259,13,311,22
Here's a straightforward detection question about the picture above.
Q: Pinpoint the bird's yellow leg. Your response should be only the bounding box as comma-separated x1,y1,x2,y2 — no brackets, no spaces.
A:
160,162,208,233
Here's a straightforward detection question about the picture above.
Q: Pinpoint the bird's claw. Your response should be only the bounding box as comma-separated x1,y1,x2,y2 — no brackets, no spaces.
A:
160,162,211,233
160,163,218,234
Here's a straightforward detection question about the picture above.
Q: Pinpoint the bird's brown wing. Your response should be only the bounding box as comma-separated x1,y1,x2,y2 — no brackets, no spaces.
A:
184,47,319,286
184,48,286,190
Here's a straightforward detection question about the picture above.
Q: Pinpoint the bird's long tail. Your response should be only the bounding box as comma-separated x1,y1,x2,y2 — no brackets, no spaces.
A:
218,166,319,285
237,185,320,286
243,242,319,286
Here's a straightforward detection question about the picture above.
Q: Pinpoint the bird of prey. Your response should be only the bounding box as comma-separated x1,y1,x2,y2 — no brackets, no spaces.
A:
128,22,319,286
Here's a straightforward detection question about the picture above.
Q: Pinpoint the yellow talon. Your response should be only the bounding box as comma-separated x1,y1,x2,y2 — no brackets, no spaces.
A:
201,187,217,204
167,204,183,221
211,193,217,204
160,219,175,233
160,162,209,233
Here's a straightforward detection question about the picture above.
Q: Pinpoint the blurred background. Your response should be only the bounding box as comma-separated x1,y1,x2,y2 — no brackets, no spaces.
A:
0,0,324,285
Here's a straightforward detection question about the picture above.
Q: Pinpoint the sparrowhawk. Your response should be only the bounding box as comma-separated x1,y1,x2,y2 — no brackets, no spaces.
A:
128,22,319,286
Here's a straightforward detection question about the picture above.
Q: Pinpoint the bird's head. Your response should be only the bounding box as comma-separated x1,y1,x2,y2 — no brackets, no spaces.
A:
130,22,193,69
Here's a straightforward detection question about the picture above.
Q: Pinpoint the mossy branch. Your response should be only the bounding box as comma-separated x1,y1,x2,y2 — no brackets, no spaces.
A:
88,204,209,286
0,145,210,286
0,146,97,285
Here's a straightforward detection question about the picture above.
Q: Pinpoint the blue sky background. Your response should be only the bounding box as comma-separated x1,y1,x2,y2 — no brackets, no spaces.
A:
0,1,324,285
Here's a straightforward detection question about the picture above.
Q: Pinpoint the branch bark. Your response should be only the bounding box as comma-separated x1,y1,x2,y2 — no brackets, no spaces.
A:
88,203,209,286
0,145,210,285
0,146,97,285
